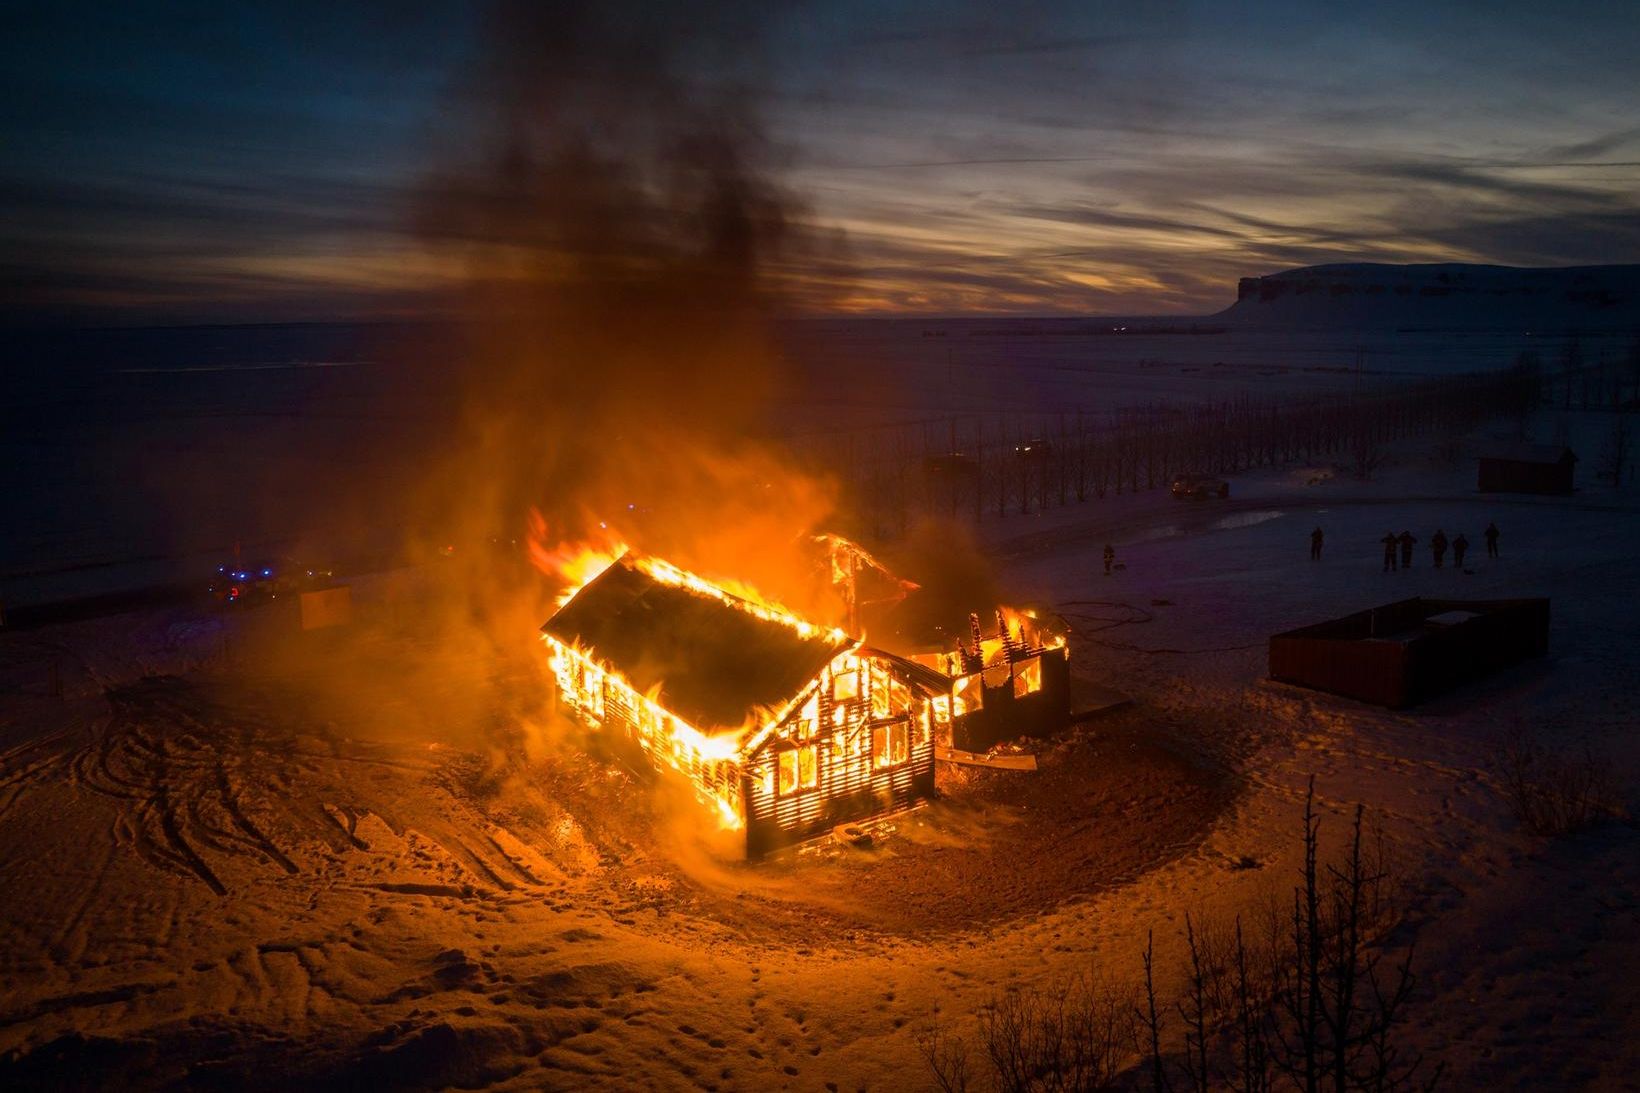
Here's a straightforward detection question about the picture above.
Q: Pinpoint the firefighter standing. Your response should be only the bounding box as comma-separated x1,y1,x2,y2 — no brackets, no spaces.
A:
1397,530,1417,570
1453,532,1470,568
1485,521,1500,558
1381,531,1398,572
1103,543,1116,576
1310,526,1324,561
1431,529,1449,568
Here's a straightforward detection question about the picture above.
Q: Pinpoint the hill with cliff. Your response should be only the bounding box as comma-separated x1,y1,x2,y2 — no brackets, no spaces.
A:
1213,263,1640,330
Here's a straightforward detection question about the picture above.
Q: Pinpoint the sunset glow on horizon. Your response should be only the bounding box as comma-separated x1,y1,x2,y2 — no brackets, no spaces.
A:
5,1,1639,325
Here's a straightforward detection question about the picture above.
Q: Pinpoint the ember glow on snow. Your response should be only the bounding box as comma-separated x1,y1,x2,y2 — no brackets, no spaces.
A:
3,2,1639,1091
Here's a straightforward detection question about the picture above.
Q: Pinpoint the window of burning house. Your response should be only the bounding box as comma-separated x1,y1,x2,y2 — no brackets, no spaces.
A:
870,666,891,719
952,673,981,715
832,669,859,703
585,666,605,717
791,692,821,741
1013,656,1042,698
840,726,864,758
872,722,909,769
869,666,912,720
709,760,738,798
778,745,818,795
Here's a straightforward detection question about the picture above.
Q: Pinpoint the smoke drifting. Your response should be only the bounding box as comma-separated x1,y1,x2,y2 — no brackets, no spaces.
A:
413,0,850,609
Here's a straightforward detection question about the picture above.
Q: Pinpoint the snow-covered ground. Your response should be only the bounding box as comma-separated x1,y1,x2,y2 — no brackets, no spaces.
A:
1,415,1637,1090
8,319,1621,610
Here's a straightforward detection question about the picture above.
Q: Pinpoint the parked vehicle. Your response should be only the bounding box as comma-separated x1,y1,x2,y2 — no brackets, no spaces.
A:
922,452,980,479
1169,473,1230,500
1013,438,1053,461
208,557,334,605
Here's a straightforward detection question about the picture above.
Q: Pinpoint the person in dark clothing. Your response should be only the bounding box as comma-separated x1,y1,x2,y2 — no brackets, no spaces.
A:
1381,532,1398,572
1485,521,1500,558
1431,529,1449,568
1453,532,1469,568
1397,530,1416,570
1310,526,1324,561
1103,543,1115,576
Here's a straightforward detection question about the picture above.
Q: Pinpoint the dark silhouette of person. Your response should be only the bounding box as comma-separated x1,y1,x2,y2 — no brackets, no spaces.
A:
1485,521,1500,558
1453,532,1469,568
1397,530,1416,570
1431,529,1449,568
1381,532,1398,572
1310,526,1324,561
1103,543,1115,576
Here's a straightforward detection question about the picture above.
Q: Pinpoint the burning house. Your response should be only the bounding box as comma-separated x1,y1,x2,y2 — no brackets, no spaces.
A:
910,611,1070,754
541,553,949,856
540,533,1075,855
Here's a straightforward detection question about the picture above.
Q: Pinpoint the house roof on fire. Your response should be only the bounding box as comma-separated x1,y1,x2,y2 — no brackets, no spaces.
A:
542,555,856,732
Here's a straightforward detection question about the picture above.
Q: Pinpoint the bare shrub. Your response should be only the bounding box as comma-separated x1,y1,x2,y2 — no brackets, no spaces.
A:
1597,413,1633,488
1349,429,1385,480
918,971,1134,1092
1264,790,1434,1092
1135,780,1439,1093
1434,436,1463,469
1491,727,1620,836
919,1017,975,1093
927,783,1440,1092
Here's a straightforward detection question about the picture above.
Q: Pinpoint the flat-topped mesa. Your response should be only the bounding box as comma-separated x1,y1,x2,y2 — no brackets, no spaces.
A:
1219,262,1640,330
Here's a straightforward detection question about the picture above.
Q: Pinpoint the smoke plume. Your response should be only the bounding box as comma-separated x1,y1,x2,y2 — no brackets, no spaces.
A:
412,0,850,612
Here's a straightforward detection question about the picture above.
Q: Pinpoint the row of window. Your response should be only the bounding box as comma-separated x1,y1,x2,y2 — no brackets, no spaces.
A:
950,656,1044,715
830,664,914,718
774,721,912,796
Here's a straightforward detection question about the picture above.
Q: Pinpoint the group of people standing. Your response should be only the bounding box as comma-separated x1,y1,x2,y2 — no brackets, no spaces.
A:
1307,522,1500,571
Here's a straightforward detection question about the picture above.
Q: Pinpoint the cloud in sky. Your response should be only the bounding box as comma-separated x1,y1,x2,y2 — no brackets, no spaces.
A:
3,0,1639,323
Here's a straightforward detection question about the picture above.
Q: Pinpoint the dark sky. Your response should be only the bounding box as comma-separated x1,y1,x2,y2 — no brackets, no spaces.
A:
5,0,1640,323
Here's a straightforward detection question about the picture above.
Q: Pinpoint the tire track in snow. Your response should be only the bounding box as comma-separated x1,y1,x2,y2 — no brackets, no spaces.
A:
0,726,79,822
63,675,557,903
46,836,118,966
68,677,294,895
213,767,298,874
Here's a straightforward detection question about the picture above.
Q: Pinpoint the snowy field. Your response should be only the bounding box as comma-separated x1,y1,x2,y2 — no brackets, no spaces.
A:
2,411,1637,1089
6,320,1624,609
778,319,1599,428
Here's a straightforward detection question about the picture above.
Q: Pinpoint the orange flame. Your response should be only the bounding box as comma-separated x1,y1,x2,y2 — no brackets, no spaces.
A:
544,634,747,829
632,555,850,644
526,507,628,605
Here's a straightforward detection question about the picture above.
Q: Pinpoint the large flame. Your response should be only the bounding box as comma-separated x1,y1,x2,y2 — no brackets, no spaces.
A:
534,517,1067,836
528,506,850,643
533,518,855,833
526,508,628,606
544,634,748,830
631,555,850,645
